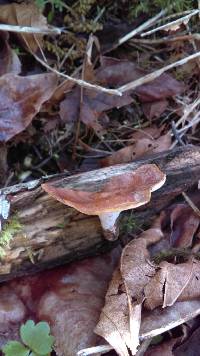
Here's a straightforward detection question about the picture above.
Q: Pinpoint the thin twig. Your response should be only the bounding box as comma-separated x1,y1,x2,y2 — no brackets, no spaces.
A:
141,9,199,37
185,23,200,69
118,51,200,93
130,33,200,45
77,344,112,356
118,9,166,45
171,112,200,148
155,10,194,24
175,96,200,129
58,44,75,70
0,23,61,35
182,192,200,218
30,52,121,96
171,120,185,146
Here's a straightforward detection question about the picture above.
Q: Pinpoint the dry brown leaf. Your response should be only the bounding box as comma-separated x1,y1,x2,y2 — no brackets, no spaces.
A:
95,268,131,356
0,32,21,75
119,217,163,354
141,300,200,339
101,133,171,167
130,126,163,140
170,204,200,247
144,260,200,310
0,73,57,142
0,3,48,52
95,218,164,355
144,261,194,310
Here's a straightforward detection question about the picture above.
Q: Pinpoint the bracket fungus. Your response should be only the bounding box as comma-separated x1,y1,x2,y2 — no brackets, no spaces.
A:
42,164,166,240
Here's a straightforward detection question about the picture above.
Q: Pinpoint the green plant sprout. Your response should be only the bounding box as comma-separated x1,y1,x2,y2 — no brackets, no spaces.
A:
35,0,65,22
0,216,23,258
2,320,54,356
120,211,142,235
35,0,64,11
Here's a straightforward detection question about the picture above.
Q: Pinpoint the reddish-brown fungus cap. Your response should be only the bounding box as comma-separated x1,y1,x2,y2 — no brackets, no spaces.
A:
42,164,166,215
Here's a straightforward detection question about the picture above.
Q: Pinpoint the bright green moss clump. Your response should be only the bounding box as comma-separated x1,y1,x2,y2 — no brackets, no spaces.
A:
0,216,23,258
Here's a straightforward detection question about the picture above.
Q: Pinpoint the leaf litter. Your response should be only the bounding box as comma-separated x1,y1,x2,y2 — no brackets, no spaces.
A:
95,212,200,355
60,56,183,133
0,1,200,356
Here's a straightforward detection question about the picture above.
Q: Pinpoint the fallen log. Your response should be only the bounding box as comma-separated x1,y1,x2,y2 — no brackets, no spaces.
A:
0,145,199,282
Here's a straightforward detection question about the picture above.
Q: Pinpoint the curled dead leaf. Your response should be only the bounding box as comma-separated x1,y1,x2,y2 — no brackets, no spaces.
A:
0,32,21,76
0,3,49,52
101,133,171,167
170,204,200,247
95,217,164,355
0,73,57,142
95,268,131,356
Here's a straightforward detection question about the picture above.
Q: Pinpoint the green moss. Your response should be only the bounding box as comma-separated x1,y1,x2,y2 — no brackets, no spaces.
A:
152,247,200,264
130,0,194,18
0,216,23,258
120,212,142,235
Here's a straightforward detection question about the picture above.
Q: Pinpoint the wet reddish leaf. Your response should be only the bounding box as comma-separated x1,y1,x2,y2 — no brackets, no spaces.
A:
170,204,200,247
135,73,183,102
101,133,171,166
0,286,26,347
60,85,132,132
60,56,183,132
0,3,48,52
0,73,57,142
0,33,21,76
36,250,119,356
97,57,183,102
142,99,169,120
0,249,119,355
144,339,177,356
174,325,200,356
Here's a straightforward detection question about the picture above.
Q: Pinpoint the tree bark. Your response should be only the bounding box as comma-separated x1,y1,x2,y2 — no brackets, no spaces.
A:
0,145,199,282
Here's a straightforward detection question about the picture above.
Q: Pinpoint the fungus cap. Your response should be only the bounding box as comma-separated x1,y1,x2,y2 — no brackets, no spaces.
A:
42,164,166,215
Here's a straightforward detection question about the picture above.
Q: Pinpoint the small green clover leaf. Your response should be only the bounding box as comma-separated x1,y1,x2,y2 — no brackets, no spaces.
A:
20,320,54,355
2,341,30,356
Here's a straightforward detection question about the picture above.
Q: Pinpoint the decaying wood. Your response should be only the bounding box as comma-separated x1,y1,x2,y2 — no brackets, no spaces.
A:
0,145,200,282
